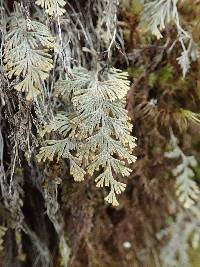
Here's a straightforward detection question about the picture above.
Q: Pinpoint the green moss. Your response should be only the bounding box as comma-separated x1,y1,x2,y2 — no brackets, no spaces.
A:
128,66,144,78
130,0,143,16
148,73,157,87
140,33,156,46
190,246,200,267
158,65,174,86
193,163,200,180
182,3,195,16
147,65,174,87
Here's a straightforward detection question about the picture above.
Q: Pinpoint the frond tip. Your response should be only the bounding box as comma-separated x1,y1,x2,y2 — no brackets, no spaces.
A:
38,138,85,182
140,0,179,39
35,0,66,16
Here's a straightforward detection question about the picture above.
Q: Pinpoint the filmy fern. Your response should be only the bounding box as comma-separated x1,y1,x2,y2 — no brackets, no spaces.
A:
159,206,200,267
38,67,137,206
38,113,86,182
95,0,118,49
35,0,66,16
140,0,199,77
165,130,199,208
140,0,180,39
3,10,55,100
177,37,199,77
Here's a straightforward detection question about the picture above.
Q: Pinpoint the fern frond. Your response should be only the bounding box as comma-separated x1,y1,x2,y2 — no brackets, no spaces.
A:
39,114,75,137
165,130,199,208
38,139,85,181
175,164,199,208
35,0,66,16
54,67,91,99
177,50,190,78
140,0,180,39
159,207,200,267
3,11,55,100
140,0,199,77
72,67,137,205
39,67,136,205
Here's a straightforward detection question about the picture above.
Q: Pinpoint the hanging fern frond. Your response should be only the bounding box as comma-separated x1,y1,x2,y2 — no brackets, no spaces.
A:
140,0,180,39
38,139,85,181
72,69,137,205
38,111,85,182
3,11,55,100
35,0,66,16
38,67,137,206
177,50,190,78
140,0,199,77
159,206,200,267
165,130,199,208
39,113,75,137
54,67,91,99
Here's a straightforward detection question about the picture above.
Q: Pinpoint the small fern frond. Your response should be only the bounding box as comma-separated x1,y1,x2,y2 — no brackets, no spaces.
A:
140,0,199,77
175,164,199,208
3,11,55,100
159,207,200,267
165,130,199,208
177,50,190,78
35,0,66,16
140,0,180,39
38,139,76,161
54,67,91,99
38,139,85,181
39,114,74,137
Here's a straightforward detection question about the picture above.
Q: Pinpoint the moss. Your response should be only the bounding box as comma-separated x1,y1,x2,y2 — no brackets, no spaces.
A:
130,0,143,16
147,65,174,87
190,246,200,267
148,73,157,87
128,66,145,78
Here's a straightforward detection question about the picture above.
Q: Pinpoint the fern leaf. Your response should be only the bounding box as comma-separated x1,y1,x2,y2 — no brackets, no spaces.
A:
35,0,66,16
3,11,55,100
39,67,136,205
54,67,91,98
140,0,179,39
177,50,190,78
38,139,85,181
39,114,75,137
165,130,199,208
72,67,136,205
